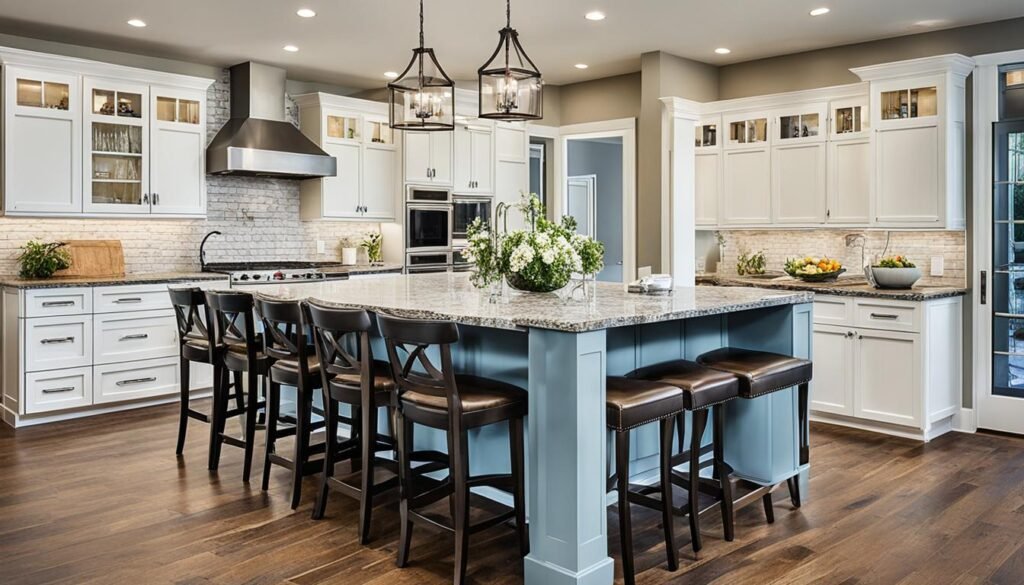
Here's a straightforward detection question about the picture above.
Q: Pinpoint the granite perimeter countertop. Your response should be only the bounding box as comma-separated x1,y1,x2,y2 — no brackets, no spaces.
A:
698,273,968,301
0,271,229,289
254,272,813,333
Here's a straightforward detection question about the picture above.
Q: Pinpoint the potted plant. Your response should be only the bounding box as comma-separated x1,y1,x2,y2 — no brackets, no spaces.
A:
867,255,921,289
17,240,72,279
360,232,384,265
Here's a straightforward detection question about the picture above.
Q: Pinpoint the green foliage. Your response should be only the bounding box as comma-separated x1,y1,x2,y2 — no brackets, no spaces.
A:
18,240,71,279
360,232,383,264
875,255,916,268
736,249,766,275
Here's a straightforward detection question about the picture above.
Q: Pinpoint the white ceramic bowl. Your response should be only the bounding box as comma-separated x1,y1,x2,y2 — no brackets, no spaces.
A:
869,266,922,289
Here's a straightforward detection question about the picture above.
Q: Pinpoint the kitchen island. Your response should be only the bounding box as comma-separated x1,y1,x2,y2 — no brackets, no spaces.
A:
256,273,814,585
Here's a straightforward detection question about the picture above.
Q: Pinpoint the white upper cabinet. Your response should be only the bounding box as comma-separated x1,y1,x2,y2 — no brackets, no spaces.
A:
773,103,826,144
1,48,212,218
771,103,827,223
403,131,453,186
694,116,721,226
454,122,494,194
296,94,401,221
496,122,528,163
3,67,82,214
721,112,771,225
826,96,872,224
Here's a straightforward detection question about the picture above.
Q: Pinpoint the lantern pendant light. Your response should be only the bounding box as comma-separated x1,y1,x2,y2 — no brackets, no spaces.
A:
388,0,455,131
478,0,543,120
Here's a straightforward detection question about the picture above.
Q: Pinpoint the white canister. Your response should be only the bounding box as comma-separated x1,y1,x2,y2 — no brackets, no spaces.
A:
341,247,358,265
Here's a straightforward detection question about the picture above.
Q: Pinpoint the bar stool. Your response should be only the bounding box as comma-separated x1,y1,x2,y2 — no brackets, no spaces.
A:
205,290,268,482
169,287,239,456
697,347,812,509
254,295,326,509
306,301,446,544
378,313,528,585
627,360,741,554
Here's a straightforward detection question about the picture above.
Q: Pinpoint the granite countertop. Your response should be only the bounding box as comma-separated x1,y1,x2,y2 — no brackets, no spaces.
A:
698,273,968,301
0,271,229,289
254,272,814,333
330,263,404,276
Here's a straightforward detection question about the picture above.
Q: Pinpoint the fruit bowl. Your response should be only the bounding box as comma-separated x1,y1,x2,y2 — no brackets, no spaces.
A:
784,257,846,282
867,255,921,289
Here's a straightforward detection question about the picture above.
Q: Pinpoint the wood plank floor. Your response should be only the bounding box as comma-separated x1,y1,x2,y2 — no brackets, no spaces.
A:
3,401,1024,584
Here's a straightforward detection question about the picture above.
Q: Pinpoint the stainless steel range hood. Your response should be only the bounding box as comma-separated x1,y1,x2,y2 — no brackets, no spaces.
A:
207,62,337,179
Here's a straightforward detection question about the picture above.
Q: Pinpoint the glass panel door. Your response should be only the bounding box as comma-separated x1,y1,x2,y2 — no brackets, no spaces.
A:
993,121,1024,397
84,80,148,212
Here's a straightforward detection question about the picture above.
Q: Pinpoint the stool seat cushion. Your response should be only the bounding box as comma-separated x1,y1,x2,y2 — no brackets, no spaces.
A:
182,338,211,363
330,360,396,393
270,354,322,387
606,377,685,431
400,374,527,416
223,343,271,374
697,348,812,399
627,360,740,410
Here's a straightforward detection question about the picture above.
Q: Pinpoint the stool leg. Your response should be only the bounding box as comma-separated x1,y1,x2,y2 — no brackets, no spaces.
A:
208,365,228,471
313,394,336,520
688,409,709,554
452,427,471,585
291,380,312,509
358,400,379,543
713,404,735,542
510,417,529,557
798,382,809,466
176,356,191,455
396,414,414,568
261,382,280,492
659,418,678,572
762,492,775,524
788,476,802,509
241,372,259,483
615,430,635,585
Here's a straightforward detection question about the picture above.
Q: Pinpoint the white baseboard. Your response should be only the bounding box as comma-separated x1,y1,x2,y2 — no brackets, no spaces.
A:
953,407,977,433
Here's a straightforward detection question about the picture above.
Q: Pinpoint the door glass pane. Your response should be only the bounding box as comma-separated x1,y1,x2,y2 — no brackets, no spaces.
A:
993,123,1024,397
910,87,937,118
91,181,142,206
43,82,70,110
779,115,801,139
696,124,717,147
327,115,359,140
18,80,70,110
92,123,142,154
116,91,142,118
835,106,861,134
91,154,141,181
156,97,177,122
729,121,748,144
367,120,392,144
178,99,200,124
16,79,42,107
751,118,767,142
93,88,117,115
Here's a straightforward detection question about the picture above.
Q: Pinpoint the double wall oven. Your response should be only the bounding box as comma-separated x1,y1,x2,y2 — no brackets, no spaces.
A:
405,186,491,274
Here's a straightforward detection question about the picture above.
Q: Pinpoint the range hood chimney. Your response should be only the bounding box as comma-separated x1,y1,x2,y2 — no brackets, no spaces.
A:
206,62,337,179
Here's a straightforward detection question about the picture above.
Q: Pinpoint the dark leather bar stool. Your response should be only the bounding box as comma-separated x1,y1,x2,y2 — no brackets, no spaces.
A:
205,290,268,482
254,295,327,509
307,301,449,543
697,347,812,509
170,287,245,456
605,376,685,585
628,360,741,554
378,313,528,585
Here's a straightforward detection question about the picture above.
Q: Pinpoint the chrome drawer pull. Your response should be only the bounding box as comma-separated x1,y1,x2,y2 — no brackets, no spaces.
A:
41,386,75,394
41,300,76,307
119,333,150,341
41,336,75,344
116,377,157,387
869,313,899,320
113,297,144,304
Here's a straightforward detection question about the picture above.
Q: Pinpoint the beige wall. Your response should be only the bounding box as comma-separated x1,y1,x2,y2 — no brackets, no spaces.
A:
718,17,1024,99
556,72,642,126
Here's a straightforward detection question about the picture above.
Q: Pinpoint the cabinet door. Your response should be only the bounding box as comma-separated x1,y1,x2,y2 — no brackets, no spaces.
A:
404,131,432,183
875,125,940,225
430,131,453,185
4,68,82,214
454,124,473,190
83,77,150,214
854,328,921,427
722,147,771,225
496,123,527,162
362,144,398,221
772,142,826,224
321,141,362,218
694,151,720,226
811,325,854,416
150,87,205,215
827,137,871,224
470,127,494,193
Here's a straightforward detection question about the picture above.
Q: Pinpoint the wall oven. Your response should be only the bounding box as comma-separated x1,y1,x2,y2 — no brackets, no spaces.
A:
452,195,492,246
406,203,452,251
406,252,452,274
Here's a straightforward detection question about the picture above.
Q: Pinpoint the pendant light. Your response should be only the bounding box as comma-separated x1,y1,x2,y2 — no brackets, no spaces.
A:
388,0,455,131
478,0,543,120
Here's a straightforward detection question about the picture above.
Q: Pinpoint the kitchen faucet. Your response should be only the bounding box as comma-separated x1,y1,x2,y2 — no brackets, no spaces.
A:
845,233,866,270
199,230,222,271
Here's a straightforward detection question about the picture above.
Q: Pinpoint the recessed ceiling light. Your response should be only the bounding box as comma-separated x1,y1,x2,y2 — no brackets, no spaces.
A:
384,71,399,79
585,11,606,21
715,47,731,55
283,45,299,52
809,7,830,16
575,63,589,69
296,8,316,18
126,19,147,28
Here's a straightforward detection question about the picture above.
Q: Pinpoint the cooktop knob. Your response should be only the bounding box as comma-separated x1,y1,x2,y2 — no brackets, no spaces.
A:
239,274,250,281
253,274,262,280
272,271,285,280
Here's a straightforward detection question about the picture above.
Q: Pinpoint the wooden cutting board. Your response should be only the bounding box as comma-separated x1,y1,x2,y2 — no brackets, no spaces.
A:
53,240,125,278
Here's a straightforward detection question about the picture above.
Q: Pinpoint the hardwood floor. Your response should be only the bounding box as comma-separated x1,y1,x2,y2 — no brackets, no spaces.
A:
3,402,1024,584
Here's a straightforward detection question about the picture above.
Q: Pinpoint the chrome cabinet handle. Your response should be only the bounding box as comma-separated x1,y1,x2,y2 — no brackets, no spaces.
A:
41,336,75,344
143,193,150,205
153,193,159,205
119,333,149,341
41,300,75,307
113,297,143,304
116,376,157,387
42,386,75,394
869,313,899,320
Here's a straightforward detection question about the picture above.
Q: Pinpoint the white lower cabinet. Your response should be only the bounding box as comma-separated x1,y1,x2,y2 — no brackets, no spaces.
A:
24,315,93,372
93,309,178,365
25,367,93,414
94,357,179,404
810,294,961,441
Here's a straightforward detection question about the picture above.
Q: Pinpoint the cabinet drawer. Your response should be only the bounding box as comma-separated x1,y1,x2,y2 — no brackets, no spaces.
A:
93,284,174,314
24,315,92,372
813,295,852,326
93,357,179,404
94,309,178,365
853,300,919,332
25,367,93,414
24,288,92,317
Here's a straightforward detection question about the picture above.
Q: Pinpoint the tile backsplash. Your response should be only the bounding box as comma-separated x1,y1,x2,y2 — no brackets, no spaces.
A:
710,229,967,281
0,69,381,276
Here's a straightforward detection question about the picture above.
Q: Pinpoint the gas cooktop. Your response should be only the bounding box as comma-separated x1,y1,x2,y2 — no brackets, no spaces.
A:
203,261,351,284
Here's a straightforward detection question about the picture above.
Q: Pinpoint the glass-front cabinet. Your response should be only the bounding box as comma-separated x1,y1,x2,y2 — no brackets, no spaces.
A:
694,119,719,149
83,78,149,213
879,86,937,121
773,103,826,143
725,115,768,148
830,97,869,138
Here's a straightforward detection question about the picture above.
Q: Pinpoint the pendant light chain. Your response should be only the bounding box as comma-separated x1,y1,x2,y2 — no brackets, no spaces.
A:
388,0,455,130
419,0,425,49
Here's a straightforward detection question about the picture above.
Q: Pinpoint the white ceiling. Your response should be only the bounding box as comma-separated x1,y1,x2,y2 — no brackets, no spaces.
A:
0,0,1021,88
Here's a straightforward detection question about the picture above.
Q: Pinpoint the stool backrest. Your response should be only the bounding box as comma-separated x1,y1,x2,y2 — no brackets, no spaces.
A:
377,313,461,414
304,301,374,394
204,290,258,360
169,287,211,353
254,295,310,371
